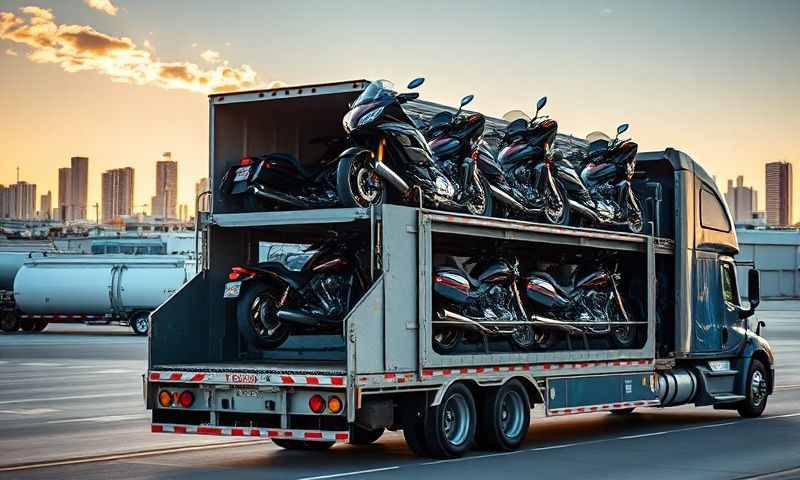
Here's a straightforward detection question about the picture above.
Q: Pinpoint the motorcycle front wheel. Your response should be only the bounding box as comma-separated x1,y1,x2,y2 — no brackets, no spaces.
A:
337,151,386,208
608,297,643,349
433,325,463,354
543,179,570,226
509,325,535,350
236,282,291,350
464,174,493,217
626,191,645,234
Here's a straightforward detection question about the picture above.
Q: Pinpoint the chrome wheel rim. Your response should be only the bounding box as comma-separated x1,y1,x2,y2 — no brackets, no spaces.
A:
499,390,526,439
134,316,148,333
512,326,534,348
250,295,283,338
351,156,383,207
442,393,470,446
465,172,487,215
544,183,565,224
751,370,767,407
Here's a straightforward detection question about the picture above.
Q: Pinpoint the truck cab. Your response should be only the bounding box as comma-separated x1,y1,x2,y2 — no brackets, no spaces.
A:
637,148,773,412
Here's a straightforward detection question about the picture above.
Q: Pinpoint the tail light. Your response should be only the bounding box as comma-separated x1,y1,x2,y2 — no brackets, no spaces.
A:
468,113,481,124
434,274,470,293
327,396,343,414
229,266,256,281
179,391,195,408
309,394,325,413
240,157,253,166
158,390,172,408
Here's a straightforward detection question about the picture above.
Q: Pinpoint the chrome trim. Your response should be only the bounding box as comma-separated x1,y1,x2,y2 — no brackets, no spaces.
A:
373,162,410,194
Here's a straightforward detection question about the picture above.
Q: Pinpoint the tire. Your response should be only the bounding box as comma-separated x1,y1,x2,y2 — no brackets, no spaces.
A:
543,178,570,226
349,425,384,445
0,312,19,332
336,151,385,208
626,191,645,234
534,328,560,350
20,318,35,332
432,326,463,354
271,439,334,450
610,407,636,415
403,415,430,456
32,320,48,332
130,313,149,336
509,325,536,351
737,359,769,418
423,383,477,459
465,175,493,218
476,380,530,451
236,282,291,350
609,297,643,349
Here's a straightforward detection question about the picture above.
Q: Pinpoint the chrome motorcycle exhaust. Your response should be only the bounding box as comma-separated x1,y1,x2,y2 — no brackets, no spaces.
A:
373,162,410,194
529,314,584,334
251,185,308,208
489,185,526,211
567,200,601,221
436,309,531,335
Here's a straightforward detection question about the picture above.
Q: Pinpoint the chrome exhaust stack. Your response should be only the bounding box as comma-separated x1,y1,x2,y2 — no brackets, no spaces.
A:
373,162,410,194
251,185,308,208
568,200,601,221
489,185,526,211
529,314,584,335
435,309,533,335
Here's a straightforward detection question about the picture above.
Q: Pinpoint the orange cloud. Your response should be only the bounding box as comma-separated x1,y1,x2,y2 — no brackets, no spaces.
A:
0,5,276,93
84,0,119,16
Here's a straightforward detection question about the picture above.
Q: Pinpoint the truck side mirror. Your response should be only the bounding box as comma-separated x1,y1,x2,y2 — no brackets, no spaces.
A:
741,268,760,319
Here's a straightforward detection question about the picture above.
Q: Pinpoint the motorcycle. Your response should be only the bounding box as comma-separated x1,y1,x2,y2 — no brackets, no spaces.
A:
219,136,347,211
431,256,535,353
335,78,492,217
223,234,369,350
553,123,645,233
472,97,570,225
522,255,644,349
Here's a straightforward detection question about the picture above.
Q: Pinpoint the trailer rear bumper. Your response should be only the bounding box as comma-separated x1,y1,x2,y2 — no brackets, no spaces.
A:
151,423,349,443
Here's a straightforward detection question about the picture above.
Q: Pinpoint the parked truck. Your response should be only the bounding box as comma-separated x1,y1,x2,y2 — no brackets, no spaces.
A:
145,80,773,458
12,255,189,335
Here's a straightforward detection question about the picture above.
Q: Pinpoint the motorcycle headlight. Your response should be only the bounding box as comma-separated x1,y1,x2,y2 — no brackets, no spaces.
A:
357,106,384,127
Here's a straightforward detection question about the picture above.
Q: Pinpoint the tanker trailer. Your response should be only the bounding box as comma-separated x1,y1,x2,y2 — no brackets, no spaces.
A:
0,251,55,332
13,255,189,335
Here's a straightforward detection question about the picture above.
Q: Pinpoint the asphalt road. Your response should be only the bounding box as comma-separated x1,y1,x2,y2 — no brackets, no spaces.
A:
0,305,798,480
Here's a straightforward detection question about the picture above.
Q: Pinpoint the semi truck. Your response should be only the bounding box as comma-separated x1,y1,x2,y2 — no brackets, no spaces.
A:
11,255,190,335
145,80,774,458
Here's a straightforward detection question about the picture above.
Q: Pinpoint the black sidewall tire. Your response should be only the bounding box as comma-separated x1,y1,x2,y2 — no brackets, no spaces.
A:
544,179,571,226
236,282,291,350
737,359,769,418
0,312,19,332
424,383,477,459
476,380,530,451
336,153,385,209
466,176,493,218
609,297,644,349
349,425,384,445
433,327,464,354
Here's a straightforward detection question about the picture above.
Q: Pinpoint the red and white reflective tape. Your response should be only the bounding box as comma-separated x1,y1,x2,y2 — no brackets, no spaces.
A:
148,370,346,388
19,313,109,320
548,399,660,416
420,359,652,378
152,423,349,442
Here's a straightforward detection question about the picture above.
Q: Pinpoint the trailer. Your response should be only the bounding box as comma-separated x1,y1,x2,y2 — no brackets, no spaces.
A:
13,255,189,335
145,80,774,458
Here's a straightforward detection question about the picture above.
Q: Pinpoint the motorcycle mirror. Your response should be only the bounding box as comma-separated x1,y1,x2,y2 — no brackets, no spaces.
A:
616,123,629,136
460,94,474,107
536,96,547,113
407,77,425,89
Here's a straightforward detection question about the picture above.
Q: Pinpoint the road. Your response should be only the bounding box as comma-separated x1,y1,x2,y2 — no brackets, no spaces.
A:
0,305,798,480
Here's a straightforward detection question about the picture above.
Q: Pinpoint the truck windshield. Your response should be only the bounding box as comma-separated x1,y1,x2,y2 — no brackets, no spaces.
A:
353,80,396,107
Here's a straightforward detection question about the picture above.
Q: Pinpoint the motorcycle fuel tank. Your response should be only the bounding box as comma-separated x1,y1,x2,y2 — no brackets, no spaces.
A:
474,260,513,284
574,270,610,289
498,142,541,171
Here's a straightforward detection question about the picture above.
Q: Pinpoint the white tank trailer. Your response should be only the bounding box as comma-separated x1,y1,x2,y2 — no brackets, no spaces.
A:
10,255,190,335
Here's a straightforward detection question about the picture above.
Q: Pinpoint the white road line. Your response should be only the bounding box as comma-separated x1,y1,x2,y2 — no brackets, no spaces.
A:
0,392,139,405
18,362,63,367
774,384,800,390
297,466,401,480
94,369,134,374
0,408,61,415
46,414,146,424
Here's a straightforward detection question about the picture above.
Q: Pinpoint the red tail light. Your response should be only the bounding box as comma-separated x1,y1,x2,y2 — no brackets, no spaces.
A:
468,113,481,124
178,391,195,408
309,394,325,413
434,274,470,293
229,266,256,281
240,157,253,166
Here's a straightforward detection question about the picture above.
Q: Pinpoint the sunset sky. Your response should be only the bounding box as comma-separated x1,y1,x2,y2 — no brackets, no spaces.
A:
1,0,798,218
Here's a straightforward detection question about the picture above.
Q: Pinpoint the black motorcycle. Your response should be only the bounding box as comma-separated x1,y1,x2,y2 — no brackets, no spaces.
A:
219,136,347,211
472,97,570,225
224,235,368,349
522,256,643,349
335,78,492,217
554,124,645,233
431,256,535,353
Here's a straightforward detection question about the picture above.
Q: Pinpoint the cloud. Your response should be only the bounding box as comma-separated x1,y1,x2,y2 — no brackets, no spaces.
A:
84,0,119,16
200,49,220,64
5,47,17,56
0,6,273,93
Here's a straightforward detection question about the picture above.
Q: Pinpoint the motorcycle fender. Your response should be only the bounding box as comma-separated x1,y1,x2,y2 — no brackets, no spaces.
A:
433,281,471,304
337,146,374,164
525,277,569,309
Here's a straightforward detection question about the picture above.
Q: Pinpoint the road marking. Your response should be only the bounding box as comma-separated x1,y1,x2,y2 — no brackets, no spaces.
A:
298,466,401,480
0,392,139,405
775,384,800,390
0,440,268,472
94,369,134,374
18,362,63,367
736,466,800,480
0,408,61,415
47,414,145,424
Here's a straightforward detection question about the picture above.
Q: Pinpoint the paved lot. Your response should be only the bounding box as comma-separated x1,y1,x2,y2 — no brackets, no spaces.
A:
0,303,798,479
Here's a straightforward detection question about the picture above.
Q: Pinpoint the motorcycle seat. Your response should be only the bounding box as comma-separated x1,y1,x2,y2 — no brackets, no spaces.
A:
252,261,316,290
434,265,482,289
533,271,575,297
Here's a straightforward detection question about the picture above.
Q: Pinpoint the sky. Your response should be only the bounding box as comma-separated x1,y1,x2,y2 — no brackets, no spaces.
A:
1,0,798,218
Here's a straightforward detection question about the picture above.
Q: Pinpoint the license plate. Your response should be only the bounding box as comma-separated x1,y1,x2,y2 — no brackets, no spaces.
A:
223,281,242,298
234,166,251,182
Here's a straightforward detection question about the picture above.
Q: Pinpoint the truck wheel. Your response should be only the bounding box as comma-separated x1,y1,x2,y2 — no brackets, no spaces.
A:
32,320,48,332
737,359,769,418
476,380,530,451
271,439,334,450
402,405,431,456
424,383,476,458
237,283,291,350
337,151,385,208
20,318,35,332
130,313,149,336
0,312,19,332
349,425,384,445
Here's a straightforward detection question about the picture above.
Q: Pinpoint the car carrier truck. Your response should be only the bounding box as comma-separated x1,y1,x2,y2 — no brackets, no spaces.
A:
145,80,774,459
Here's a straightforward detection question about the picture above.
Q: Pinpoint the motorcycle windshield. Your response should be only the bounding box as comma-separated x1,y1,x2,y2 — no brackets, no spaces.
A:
353,80,396,107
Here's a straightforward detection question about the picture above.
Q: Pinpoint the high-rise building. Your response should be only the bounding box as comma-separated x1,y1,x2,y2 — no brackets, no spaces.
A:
724,176,757,223
0,185,14,218
151,152,178,219
195,177,210,213
3,181,37,220
58,167,71,221
178,204,188,222
70,156,89,221
765,162,793,226
101,167,135,223
40,191,52,220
